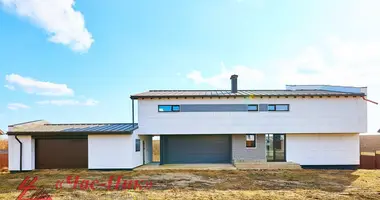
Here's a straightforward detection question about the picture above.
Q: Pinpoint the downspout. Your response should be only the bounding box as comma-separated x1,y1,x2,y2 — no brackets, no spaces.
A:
14,135,22,172
362,96,379,105
132,98,135,126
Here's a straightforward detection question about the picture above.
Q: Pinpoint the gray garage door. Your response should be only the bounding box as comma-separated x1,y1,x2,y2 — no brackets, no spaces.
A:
162,135,231,164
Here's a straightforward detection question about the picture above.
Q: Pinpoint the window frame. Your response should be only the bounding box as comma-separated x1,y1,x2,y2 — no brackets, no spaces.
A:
158,105,181,112
246,134,257,148
267,104,289,112
247,104,259,111
135,139,141,152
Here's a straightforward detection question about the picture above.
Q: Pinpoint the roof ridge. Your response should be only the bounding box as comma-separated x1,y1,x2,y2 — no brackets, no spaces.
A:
8,120,46,127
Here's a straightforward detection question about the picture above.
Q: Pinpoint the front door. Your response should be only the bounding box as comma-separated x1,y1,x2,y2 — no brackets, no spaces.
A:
266,134,286,162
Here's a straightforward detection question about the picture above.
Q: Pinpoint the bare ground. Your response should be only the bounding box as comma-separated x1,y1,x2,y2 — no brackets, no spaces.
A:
1,169,380,199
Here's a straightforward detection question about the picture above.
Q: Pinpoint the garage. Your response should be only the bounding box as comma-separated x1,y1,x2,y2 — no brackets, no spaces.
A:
161,135,231,164
35,137,88,169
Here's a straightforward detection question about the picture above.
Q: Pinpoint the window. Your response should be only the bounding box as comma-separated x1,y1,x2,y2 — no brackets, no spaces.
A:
276,104,289,111
268,104,289,111
172,105,180,111
268,105,276,111
158,105,180,112
135,139,141,152
248,104,258,111
246,134,256,148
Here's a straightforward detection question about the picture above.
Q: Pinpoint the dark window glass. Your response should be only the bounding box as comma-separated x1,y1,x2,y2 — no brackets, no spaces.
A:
172,105,180,112
267,104,289,111
246,134,256,148
158,105,173,112
135,139,141,152
248,104,258,111
158,105,181,112
268,105,276,111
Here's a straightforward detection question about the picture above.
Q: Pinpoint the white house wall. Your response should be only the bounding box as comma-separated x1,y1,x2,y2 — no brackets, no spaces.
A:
136,97,367,135
88,134,148,169
286,133,360,165
8,135,34,171
88,135,136,169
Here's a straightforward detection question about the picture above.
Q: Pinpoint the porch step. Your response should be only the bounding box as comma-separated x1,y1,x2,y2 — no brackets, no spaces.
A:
234,162,301,170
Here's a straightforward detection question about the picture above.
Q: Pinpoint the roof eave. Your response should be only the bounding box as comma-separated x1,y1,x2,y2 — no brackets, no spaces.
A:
130,93,365,99
7,126,139,136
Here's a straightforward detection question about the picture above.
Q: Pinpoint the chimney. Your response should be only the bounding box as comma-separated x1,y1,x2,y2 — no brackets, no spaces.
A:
230,74,238,93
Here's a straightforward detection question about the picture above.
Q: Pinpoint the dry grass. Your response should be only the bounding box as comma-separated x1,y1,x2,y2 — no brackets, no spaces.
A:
153,140,160,162
0,140,7,150
1,169,380,199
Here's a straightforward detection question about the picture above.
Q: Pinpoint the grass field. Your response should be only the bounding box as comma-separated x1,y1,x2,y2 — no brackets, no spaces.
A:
1,169,380,199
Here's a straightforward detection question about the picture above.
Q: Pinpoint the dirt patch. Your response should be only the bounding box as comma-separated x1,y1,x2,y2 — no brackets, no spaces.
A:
1,169,380,199
136,172,222,189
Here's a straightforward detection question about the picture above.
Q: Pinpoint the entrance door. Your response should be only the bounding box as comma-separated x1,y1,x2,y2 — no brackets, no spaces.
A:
266,134,286,162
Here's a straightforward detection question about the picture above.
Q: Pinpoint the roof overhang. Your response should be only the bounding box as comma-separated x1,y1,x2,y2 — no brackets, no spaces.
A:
130,93,365,99
7,126,139,136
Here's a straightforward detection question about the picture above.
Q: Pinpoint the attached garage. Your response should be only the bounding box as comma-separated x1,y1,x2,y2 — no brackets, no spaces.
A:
7,121,138,171
35,137,88,169
160,135,231,164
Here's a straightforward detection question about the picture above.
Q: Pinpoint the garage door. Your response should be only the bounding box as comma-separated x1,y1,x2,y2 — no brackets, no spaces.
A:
162,135,231,164
36,138,88,169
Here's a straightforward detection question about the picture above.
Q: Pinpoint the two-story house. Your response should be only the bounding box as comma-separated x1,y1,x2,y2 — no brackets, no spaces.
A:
7,75,367,171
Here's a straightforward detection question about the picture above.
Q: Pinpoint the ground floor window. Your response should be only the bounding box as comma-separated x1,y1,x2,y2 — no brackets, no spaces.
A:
135,139,141,152
246,134,256,148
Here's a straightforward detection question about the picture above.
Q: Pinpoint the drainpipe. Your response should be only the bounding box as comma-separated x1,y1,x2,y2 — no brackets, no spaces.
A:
132,99,135,126
14,135,22,172
362,96,379,105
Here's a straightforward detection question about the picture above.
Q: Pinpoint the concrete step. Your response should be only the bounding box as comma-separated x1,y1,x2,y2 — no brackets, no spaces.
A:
234,162,301,170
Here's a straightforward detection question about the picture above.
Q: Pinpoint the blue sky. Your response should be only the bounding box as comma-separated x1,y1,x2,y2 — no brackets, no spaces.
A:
1,0,380,136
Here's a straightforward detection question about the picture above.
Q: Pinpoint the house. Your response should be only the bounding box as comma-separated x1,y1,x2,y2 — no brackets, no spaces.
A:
7,75,368,171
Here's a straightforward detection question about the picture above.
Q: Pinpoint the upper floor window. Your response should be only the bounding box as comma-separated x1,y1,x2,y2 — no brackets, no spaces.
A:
248,104,258,111
246,134,256,148
158,105,180,112
268,104,289,111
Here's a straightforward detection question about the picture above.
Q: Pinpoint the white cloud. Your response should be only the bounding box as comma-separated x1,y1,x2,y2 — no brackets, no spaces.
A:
277,38,380,86
7,103,30,110
0,0,93,52
4,84,15,90
37,99,99,106
5,74,74,96
187,62,265,89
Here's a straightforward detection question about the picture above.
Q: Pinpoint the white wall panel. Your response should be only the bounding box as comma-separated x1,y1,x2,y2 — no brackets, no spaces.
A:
137,97,367,134
88,135,135,169
8,135,34,171
286,133,360,165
